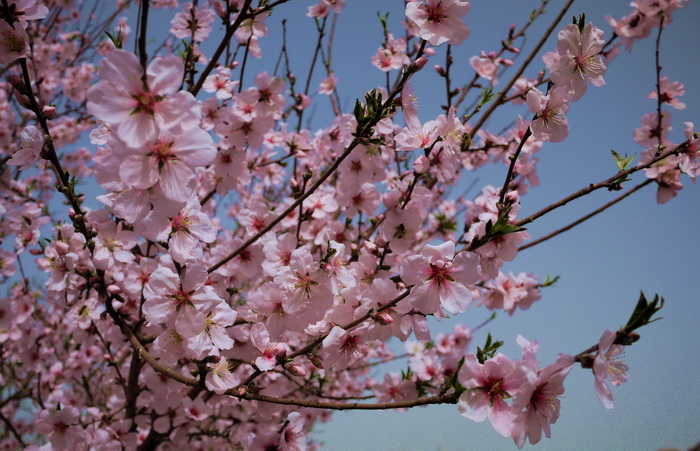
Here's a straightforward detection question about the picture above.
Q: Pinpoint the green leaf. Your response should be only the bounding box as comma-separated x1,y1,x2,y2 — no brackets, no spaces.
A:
611,150,635,171
104,29,123,49
622,292,664,334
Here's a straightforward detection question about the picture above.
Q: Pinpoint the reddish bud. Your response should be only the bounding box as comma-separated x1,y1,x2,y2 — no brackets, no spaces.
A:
213,1,227,19
309,354,324,369
42,105,57,119
273,343,287,359
285,362,308,377
28,248,43,255
434,65,446,77
373,311,394,326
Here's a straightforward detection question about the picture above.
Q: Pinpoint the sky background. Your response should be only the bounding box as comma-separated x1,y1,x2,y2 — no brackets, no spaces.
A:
62,1,700,449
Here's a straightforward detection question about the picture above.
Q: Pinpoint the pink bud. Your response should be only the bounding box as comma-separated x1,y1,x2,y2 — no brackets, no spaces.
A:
373,311,394,326
273,343,287,359
42,105,57,119
434,65,446,77
363,240,378,254
423,47,436,56
285,362,308,377
213,1,227,19
500,58,514,67
53,241,70,255
15,93,32,109
107,284,122,294
309,354,324,369
413,155,431,174
29,248,43,255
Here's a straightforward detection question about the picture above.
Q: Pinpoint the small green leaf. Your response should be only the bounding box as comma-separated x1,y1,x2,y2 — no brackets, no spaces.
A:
611,150,635,171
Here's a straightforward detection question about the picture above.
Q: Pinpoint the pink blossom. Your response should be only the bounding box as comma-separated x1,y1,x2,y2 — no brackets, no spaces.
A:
551,23,606,101
1,0,49,27
205,357,239,394
593,330,629,409
405,0,471,46
87,50,201,147
33,405,86,450
280,412,307,451
318,73,337,95
458,353,535,437
167,197,217,264
7,125,43,170
400,241,480,319
526,86,571,143
647,76,686,110
511,353,575,447
0,20,30,64
322,324,369,369
117,126,216,203
170,3,217,41
143,262,222,336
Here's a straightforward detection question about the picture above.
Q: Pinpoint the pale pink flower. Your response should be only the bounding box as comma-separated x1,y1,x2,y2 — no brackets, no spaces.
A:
318,73,337,95
322,324,369,369
551,23,606,101
167,197,217,264
1,0,49,27
526,86,571,143
593,330,629,409
87,50,201,147
458,353,535,437
470,51,510,85
405,0,471,46
92,220,138,270
170,2,217,41
202,66,238,100
143,263,222,335
647,76,686,110
250,323,288,371
372,372,419,404
511,353,575,448
0,20,30,64
33,406,86,450
7,125,43,170
401,241,480,319
205,357,239,394
280,412,307,451
117,126,216,203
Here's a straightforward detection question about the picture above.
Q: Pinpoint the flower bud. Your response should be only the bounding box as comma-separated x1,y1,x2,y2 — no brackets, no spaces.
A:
106,284,122,294
434,65,446,77
53,241,70,255
29,248,43,255
309,354,324,369
213,1,227,19
273,343,287,359
285,362,308,377
362,240,378,254
42,105,57,119
373,311,394,326
8,74,26,93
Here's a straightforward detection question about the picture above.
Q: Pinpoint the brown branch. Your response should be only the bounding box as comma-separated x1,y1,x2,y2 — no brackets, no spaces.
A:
470,0,575,135
190,0,254,96
515,142,686,228
518,179,654,251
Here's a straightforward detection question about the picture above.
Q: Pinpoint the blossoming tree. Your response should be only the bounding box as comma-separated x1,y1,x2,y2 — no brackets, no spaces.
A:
0,0,696,449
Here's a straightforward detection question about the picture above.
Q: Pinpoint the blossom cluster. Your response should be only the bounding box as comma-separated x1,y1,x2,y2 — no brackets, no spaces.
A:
0,0,694,449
